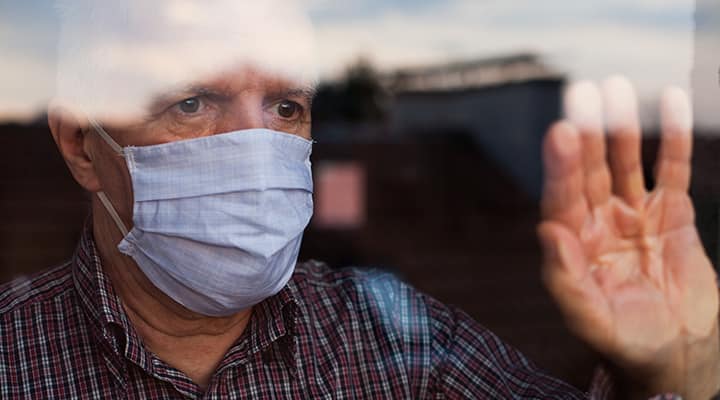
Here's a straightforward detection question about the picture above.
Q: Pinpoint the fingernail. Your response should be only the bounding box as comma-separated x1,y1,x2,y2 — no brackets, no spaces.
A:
661,87,692,134
564,81,603,133
602,75,639,132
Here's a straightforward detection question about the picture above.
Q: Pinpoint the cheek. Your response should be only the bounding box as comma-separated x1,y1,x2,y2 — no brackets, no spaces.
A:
301,120,312,140
160,115,223,141
262,109,312,138
297,125,312,140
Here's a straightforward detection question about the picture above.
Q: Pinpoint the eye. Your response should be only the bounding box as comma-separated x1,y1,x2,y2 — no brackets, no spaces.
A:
276,100,302,119
178,97,201,114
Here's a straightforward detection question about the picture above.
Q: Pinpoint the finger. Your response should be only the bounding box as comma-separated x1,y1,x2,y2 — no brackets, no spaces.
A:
602,76,646,209
538,220,588,281
564,81,612,209
655,87,693,192
541,121,588,232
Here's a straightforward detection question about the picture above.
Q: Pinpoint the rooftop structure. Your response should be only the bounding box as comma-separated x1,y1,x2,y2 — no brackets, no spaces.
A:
383,53,564,93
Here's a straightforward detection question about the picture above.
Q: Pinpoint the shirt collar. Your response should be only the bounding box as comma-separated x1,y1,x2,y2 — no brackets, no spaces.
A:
72,220,300,375
212,273,300,375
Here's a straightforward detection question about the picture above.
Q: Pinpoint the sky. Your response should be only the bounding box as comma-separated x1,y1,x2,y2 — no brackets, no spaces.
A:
0,0,713,127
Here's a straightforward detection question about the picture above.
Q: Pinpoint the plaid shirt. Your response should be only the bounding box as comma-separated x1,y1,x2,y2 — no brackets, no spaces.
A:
0,226,676,399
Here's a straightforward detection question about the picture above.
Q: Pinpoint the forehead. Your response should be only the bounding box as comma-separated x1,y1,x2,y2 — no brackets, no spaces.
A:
146,65,317,111
55,0,317,121
188,65,316,96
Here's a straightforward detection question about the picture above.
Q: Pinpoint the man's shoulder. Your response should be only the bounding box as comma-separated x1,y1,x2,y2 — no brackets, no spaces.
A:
291,260,456,330
0,261,108,395
293,259,396,284
0,262,75,317
292,260,414,301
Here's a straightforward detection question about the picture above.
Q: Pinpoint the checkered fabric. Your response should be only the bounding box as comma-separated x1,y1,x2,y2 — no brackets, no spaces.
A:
0,225,679,399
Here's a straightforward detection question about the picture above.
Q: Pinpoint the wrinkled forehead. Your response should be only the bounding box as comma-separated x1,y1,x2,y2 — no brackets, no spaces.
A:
54,0,318,122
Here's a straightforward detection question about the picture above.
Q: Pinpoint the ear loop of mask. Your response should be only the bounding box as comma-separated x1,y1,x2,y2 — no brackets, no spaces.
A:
96,192,130,237
89,119,124,155
88,118,130,237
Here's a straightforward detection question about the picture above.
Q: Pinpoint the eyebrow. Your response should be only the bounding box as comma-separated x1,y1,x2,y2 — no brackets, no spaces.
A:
273,86,318,104
148,86,230,108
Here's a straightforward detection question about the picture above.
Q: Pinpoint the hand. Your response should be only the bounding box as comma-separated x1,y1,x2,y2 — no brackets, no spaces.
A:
538,77,720,399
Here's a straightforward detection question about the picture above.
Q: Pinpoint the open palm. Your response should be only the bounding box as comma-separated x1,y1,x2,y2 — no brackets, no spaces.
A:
539,78,719,392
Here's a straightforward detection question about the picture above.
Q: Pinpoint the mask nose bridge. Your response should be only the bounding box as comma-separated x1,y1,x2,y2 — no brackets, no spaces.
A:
217,95,266,133
89,118,125,155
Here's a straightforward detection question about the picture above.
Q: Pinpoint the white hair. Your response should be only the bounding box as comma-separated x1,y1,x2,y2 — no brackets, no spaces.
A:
54,0,318,122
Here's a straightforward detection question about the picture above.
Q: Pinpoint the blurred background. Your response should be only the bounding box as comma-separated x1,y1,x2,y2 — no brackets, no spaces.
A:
1,0,719,390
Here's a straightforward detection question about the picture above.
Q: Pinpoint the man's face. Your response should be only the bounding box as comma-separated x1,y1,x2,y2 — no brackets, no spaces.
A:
99,66,314,146
88,65,315,233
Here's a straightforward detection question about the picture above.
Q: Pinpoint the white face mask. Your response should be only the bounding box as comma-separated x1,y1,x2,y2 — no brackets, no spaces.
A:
90,120,314,316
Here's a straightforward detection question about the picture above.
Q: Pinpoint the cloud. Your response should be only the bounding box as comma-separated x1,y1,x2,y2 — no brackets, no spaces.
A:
53,0,317,121
304,0,702,128
0,0,711,126
309,0,694,87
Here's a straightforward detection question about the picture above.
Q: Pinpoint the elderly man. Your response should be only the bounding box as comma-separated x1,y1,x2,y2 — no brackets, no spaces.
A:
1,1,719,399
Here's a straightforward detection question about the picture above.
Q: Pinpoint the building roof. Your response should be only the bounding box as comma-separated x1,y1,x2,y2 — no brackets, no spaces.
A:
383,53,564,93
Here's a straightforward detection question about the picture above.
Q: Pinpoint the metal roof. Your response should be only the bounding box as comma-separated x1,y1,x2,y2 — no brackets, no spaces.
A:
383,53,564,92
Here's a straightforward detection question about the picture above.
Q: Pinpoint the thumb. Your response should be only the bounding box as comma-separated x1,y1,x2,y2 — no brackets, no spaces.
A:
538,221,587,281
538,222,612,353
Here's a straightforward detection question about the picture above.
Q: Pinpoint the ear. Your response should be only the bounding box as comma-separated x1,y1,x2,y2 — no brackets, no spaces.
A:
48,103,102,192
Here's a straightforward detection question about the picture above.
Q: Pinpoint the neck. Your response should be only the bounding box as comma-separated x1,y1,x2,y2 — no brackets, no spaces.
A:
91,199,252,389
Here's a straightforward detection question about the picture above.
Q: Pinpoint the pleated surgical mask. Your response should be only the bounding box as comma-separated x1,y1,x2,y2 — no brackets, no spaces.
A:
90,120,314,316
